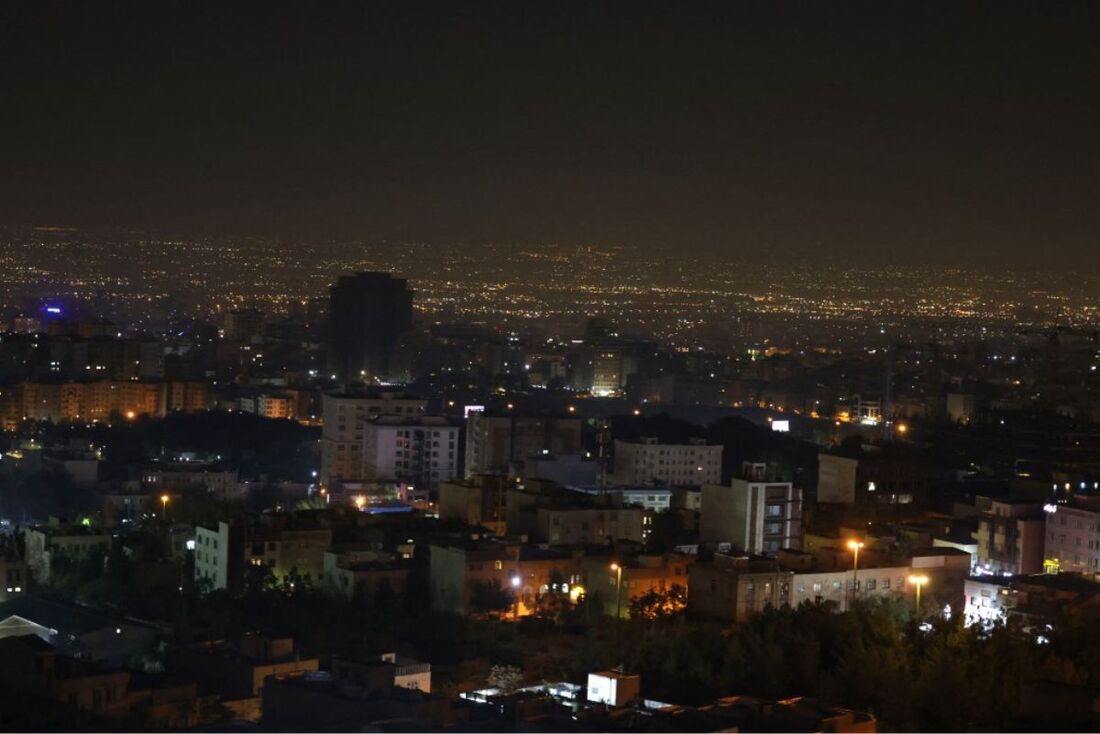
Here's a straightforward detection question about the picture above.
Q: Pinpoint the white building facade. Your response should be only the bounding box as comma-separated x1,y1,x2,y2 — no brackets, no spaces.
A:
362,415,460,490
320,392,426,484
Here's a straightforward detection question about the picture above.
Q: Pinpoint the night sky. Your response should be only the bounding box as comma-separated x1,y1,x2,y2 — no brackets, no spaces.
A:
3,1,1099,269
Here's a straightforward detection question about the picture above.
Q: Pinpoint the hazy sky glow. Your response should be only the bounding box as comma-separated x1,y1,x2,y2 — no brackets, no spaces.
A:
3,2,1099,269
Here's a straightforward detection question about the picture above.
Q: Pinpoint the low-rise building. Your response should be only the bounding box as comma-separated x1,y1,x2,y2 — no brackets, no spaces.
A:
465,413,583,478
169,636,318,700
0,635,132,720
964,572,1100,629
0,549,27,602
429,540,580,617
194,520,333,591
322,551,412,601
536,506,650,546
1043,496,1100,574
438,475,510,534
975,496,1045,575
582,553,693,618
700,463,802,555
566,484,673,513
688,553,916,623
612,437,722,487
0,596,159,666
143,468,240,499
23,521,111,585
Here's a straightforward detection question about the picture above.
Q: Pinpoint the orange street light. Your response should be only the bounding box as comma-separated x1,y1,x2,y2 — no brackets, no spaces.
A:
610,563,624,619
908,574,930,612
160,494,170,519
846,540,865,571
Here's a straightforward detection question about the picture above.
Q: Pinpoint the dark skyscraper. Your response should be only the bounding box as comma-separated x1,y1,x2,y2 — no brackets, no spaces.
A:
329,272,414,382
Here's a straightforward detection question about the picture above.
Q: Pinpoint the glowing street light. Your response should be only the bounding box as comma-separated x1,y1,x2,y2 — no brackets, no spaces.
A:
846,540,864,609
353,495,366,510
908,574,930,612
160,494,170,519
610,562,624,619
510,574,522,619
846,540,864,571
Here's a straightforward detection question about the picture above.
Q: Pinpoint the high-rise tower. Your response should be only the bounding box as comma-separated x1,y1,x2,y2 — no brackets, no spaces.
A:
328,272,413,382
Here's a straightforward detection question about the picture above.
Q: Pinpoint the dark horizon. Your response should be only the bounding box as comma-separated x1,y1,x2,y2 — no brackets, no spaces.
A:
3,2,1100,271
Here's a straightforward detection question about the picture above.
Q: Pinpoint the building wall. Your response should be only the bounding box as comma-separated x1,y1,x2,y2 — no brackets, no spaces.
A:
23,527,111,584
612,439,722,487
963,578,1015,626
583,555,692,617
13,381,167,423
0,558,27,601
194,523,232,590
464,414,582,478
535,507,647,546
438,476,509,533
1043,505,1100,573
320,393,426,484
700,481,803,555
688,561,914,622
976,501,1045,575
817,454,858,503
362,419,459,489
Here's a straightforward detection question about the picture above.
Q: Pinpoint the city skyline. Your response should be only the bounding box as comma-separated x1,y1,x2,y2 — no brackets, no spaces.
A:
4,4,1100,732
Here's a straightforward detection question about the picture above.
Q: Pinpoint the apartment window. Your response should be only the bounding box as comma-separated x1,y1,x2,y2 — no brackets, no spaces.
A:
812,582,822,593
865,579,876,591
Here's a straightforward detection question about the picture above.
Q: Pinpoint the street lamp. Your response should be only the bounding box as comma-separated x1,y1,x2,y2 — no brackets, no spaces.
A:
908,574,930,614
846,540,864,571
353,495,366,510
846,540,864,610
610,562,624,619
160,494,170,519
510,574,522,619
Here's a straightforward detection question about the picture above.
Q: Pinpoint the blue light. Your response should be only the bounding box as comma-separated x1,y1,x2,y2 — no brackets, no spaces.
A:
45,306,61,314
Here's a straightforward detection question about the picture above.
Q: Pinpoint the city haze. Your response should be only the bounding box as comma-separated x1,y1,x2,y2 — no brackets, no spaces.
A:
3,2,1100,269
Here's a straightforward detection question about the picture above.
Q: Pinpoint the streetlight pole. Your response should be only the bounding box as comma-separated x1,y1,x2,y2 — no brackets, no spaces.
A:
510,574,521,619
610,563,624,619
908,574,929,615
160,494,170,521
846,540,864,611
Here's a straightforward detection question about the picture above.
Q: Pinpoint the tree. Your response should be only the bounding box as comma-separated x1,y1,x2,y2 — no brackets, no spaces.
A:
628,584,687,620
469,581,514,616
487,664,524,694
